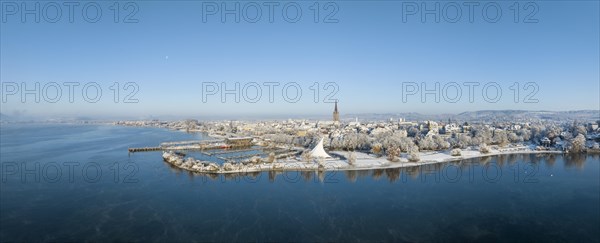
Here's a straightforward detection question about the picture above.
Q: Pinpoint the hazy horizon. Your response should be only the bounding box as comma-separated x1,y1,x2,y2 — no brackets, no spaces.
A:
1,109,598,122
1,1,599,118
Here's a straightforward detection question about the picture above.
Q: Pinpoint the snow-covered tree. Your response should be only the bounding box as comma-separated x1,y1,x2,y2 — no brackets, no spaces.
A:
553,137,562,146
408,146,420,162
493,131,509,147
508,132,521,143
347,151,357,165
450,148,462,156
530,124,545,142
356,133,371,150
472,127,493,145
346,135,358,150
570,134,587,153
387,146,400,162
317,157,325,169
433,135,450,150
395,130,408,138
574,125,588,137
301,150,312,162
371,142,383,155
479,143,491,154
407,127,420,137
518,129,532,141
418,136,436,150
544,125,562,140
457,133,472,148
330,137,344,149
267,152,276,163
398,137,415,152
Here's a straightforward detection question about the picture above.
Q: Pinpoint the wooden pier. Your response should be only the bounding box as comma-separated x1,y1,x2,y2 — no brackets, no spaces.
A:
128,147,163,153
160,139,223,147
129,138,255,154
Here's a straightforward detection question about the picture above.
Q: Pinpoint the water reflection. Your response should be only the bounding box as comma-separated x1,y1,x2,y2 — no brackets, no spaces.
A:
564,153,588,169
345,170,357,182
545,154,557,167
301,171,313,181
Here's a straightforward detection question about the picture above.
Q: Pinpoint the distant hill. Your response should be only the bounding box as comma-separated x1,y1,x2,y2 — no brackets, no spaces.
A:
345,110,599,123
456,110,599,122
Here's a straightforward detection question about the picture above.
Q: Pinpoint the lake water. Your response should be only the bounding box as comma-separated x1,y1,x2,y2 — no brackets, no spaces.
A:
1,124,599,242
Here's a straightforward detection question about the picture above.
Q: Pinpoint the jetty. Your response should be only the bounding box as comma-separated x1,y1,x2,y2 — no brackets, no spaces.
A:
160,140,223,147
128,147,162,153
128,138,255,153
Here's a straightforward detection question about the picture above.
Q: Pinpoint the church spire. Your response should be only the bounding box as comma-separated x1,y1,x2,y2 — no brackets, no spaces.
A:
333,100,340,122
334,100,338,112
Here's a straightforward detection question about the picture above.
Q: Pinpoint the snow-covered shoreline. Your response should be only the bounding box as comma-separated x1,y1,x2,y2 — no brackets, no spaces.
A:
162,145,565,174
339,146,564,171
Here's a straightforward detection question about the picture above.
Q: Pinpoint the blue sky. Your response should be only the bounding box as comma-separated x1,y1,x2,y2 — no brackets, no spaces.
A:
1,1,599,119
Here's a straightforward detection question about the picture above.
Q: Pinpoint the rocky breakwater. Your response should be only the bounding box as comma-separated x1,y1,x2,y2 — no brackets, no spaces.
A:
162,151,220,172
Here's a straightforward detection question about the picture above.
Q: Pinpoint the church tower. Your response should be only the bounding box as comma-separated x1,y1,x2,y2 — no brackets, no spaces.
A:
333,100,340,122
